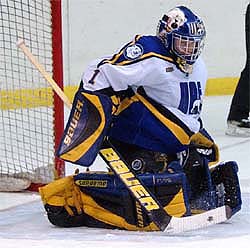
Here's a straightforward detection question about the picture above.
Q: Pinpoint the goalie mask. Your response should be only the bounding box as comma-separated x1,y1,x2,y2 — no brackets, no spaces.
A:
157,6,206,70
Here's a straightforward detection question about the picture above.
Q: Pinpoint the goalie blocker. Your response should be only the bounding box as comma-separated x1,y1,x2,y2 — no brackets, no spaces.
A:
39,159,241,231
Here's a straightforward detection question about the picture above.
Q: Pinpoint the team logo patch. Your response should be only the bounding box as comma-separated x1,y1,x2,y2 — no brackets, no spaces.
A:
124,44,143,60
75,179,108,188
188,21,205,36
165,67,174,72
131,159,144,171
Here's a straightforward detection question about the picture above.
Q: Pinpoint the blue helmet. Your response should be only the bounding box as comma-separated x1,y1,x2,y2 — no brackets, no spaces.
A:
157,6,206,65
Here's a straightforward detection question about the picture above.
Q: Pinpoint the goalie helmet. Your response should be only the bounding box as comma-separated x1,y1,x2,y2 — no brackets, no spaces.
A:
157,6,206,65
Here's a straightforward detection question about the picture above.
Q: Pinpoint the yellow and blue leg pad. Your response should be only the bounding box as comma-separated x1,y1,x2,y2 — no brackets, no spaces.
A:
40,167,191,230
39,162,241,229
71,169,191,230
57,88,113,166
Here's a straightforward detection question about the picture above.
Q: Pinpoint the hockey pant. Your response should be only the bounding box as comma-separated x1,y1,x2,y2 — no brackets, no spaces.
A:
57,85,219,167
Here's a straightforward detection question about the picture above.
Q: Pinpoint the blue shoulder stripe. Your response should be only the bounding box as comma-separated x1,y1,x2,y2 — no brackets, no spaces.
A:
98,35,175,67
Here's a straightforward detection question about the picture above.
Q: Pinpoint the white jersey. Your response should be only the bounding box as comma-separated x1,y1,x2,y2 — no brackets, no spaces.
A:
82,35,207,133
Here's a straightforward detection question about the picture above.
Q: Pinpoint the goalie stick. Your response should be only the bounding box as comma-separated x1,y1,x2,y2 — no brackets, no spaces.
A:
16,39,72,109
165,205,230,233
99,142,231,233
99,140,171,230
17,39,230,233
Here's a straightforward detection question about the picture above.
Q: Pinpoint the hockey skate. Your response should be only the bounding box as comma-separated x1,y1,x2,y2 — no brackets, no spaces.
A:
225,119,250,137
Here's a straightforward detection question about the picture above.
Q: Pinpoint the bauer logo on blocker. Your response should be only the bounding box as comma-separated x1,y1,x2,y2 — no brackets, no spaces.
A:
124,44,143,60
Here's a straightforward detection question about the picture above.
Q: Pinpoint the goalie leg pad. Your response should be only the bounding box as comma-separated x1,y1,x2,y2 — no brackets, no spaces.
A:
39,176,117,229
39,169,191,231
57,87,113,166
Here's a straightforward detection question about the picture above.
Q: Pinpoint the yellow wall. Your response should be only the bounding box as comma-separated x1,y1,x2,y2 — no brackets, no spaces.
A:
64,77,238,102
0,78,237,110
206,77,238,96
64,77,238,98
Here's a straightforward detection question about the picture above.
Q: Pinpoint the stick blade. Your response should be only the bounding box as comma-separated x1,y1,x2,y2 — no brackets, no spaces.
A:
164,205,229,233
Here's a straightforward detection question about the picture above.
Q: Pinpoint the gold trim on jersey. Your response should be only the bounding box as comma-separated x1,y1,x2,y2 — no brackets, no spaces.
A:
98,35,142,66
104,51,174,66
114,95,140,115
99,35,175,67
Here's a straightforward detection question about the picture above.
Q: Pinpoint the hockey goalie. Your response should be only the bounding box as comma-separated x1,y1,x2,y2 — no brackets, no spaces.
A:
39,6,242,231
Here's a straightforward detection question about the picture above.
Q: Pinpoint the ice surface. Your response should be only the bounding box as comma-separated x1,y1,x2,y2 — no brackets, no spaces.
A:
0,95,250,248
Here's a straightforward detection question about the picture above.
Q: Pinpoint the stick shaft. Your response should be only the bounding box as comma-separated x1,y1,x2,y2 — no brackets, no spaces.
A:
17,39,72,109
